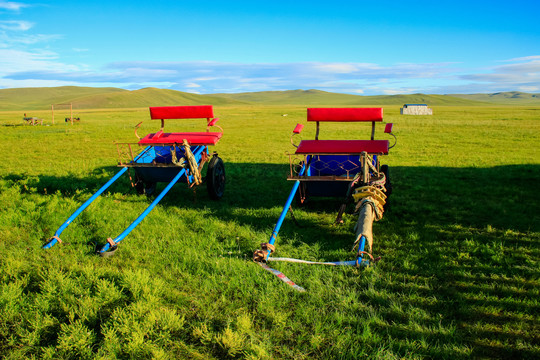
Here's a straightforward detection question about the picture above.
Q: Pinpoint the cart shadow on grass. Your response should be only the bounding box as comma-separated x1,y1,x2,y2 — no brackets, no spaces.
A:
5,163,539,358
6,162,539,247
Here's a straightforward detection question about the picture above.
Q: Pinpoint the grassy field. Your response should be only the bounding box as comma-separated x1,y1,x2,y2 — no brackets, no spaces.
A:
0,105,539,359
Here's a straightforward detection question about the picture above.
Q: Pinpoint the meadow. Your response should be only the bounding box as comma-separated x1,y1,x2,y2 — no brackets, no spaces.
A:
0,105,539,359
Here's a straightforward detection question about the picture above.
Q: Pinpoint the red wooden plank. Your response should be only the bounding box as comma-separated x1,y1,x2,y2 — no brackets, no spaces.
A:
149,106,214,120
307,108,383,122
138,132,222,146
295,140,389,154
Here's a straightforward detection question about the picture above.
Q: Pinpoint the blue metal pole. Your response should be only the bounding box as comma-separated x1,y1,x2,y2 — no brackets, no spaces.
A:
99,145,205,253
43,146,151,249
355,235,369,266
265,157,309,260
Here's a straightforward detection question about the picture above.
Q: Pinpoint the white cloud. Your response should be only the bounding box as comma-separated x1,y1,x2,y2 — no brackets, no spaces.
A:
459,58,540,92
0,48,79,74
502,55,540,62
0,1,29,11
1,57,539,95
0,20,33,31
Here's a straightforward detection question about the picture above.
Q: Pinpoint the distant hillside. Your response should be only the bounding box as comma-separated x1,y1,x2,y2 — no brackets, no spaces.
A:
212,89,490,106
71,87,247,109
1,86,539,111
0,86,246,111
449,91,540,105
0,86,126,110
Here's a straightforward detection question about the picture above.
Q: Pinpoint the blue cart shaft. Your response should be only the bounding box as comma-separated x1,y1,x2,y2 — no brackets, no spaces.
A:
43,147,152,249
99,145,206,253
356,235,370,266
265,157,310,260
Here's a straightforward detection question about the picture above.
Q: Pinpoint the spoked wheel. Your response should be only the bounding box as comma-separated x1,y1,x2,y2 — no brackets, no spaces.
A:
206,155,225,200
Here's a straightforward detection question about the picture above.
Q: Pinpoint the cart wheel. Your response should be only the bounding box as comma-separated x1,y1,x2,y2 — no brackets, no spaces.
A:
206,156,225,200
381,164,392,197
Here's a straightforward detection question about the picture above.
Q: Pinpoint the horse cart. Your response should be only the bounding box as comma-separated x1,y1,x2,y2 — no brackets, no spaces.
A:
253,107,395,291
43,105,225,255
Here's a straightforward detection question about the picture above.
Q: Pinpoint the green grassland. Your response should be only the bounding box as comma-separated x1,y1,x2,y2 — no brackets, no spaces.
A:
0,102,539,359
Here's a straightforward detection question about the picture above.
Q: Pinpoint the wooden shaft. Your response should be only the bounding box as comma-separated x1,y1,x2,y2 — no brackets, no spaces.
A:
354,203,375,252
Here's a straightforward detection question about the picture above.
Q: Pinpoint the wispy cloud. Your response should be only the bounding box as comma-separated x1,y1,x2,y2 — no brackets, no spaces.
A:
0,1,29,11
2,60,458,94
457,57,540,93
0,20,33,31
1,57,539,94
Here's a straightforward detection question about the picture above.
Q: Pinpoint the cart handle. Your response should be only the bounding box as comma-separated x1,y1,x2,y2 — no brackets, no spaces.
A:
291,123,304,148
384,123,397,149
207,117,223,133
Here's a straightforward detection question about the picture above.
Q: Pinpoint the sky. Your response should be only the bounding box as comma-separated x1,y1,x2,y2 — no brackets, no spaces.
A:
0,0,539,95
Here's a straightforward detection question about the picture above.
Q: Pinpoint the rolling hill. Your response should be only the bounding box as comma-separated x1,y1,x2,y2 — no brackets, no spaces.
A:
212,89,490,106
69,87,247,109
0,86,126,110
1,86,539,111
449,91,540,105
0,86,246,111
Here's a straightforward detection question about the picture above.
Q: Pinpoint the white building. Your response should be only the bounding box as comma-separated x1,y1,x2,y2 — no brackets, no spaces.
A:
400,104,433,115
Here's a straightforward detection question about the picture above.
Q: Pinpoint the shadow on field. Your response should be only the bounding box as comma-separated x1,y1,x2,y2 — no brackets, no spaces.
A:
357,164,540,359
4,162,539,233
2,163,539,358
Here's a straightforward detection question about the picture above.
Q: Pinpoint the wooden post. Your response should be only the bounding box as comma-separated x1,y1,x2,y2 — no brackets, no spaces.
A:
70,103,73,125
51,104,54,124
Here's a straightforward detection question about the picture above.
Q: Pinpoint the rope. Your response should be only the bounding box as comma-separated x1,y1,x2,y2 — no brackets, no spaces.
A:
355,197,384,221
50,235,62,244
253,242,275,262
182,139,202,186
269,257,359,266
170,145,187,167
352,185,385,221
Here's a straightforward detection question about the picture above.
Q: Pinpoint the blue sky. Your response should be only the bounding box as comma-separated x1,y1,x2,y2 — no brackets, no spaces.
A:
1,0,539,95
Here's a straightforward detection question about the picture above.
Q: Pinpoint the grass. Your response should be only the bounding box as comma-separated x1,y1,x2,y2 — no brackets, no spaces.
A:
0,105,539,359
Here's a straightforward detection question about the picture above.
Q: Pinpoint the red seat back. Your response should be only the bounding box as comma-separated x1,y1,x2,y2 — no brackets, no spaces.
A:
149,106,214,120
307,108,383,122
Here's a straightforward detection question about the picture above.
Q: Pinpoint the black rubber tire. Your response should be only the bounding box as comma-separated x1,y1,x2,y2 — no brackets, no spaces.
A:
381,164,392,197
206,156,225,200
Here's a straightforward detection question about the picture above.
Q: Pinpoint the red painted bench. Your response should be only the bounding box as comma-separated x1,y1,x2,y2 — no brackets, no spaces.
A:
307,107,383,122
295,108,389,155
137,105,222,146
295,139,388,155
